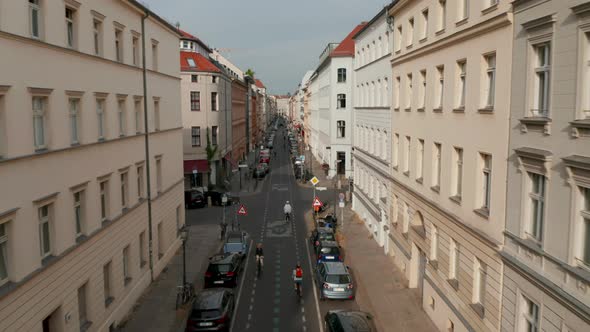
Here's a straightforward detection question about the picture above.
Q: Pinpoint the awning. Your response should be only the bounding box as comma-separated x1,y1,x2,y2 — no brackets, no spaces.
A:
183,160,209,174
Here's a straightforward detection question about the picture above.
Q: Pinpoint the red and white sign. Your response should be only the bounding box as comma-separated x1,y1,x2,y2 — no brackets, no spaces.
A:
312,196,323,208
237,204,248,216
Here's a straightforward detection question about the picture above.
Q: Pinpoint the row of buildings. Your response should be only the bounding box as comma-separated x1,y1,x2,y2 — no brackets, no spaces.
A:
0,0,275,331
290,0,590,331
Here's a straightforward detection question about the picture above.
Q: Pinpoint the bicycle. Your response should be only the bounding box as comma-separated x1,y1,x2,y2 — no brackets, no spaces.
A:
294,277,303,298
175,282,194,309
285,212,291,223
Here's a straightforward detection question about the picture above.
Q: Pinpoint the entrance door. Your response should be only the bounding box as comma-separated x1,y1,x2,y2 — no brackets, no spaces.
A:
336,151,345,175
418,250,427,298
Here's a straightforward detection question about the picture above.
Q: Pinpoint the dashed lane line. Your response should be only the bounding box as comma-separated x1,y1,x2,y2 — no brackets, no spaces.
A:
229,239,253,332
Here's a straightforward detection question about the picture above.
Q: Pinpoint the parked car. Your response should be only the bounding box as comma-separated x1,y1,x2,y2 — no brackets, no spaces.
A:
253,165,266,179
315,262,354,300
205,187,234,206
223,230,249,257
324,310,377,332
259,155,270,164
185,288,235,332
315,240,342,263
322,213,338,225
310,227,336,248
184,190,206,209
204,253,242,288
259,162,270,174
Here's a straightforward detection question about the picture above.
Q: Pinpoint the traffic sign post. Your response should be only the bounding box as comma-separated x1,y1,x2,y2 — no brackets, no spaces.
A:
310,176,320,216
339,192,345,231
237,204,248,216
313,196,323,218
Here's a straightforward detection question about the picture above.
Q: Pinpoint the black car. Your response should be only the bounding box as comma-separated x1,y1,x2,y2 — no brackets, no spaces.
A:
185,288,235,332
205,187,234,206
322,213,338,225
324,310,377,332
253,165,266,179
204,253,242,288
315,240,343,263
310,227,336,248
185,190,206,209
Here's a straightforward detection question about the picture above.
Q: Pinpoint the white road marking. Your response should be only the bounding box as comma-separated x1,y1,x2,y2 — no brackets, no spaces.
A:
306,241,324,332
302,316,306,323
249,304,253,311
229,239,253,332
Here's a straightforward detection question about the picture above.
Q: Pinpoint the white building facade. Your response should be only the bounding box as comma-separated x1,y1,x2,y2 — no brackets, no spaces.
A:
0,0,184,330
351,5,394,250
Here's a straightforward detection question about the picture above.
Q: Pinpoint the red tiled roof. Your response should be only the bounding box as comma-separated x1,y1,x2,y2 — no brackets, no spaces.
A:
180,51,221,73
178,29,213,53
331,22,368,57
255,79,266,89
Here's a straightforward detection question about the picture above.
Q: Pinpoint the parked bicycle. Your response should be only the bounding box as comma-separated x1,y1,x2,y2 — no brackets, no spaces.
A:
175,282,194,309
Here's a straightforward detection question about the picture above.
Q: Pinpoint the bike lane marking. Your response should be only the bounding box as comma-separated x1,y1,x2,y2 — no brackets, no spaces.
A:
230,239,253,332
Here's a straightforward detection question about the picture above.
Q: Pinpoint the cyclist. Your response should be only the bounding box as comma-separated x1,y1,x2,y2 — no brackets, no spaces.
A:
293,264,303,294
255,243,264,270
283,200,292,222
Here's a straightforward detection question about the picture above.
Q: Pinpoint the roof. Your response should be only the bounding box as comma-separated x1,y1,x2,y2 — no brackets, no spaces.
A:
178,29,213,53
353,1,398,39
331,23,368,57
255,79,266,89
180,51,221,73
127,0,183,37
323,261,349,274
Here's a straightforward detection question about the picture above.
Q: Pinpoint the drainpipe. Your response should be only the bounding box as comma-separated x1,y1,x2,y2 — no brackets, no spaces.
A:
245,77,252,154
141,12,155,282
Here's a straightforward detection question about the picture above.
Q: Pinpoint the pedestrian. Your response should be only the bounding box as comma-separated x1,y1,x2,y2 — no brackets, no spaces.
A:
219,221,227,240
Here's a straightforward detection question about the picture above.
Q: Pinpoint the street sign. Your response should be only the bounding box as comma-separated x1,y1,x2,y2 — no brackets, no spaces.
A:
339,202,345,208
316,186,327,191
237,204,248,216
238,163,249,168
310,176,319,186
192,169,198,174
313,196,323,208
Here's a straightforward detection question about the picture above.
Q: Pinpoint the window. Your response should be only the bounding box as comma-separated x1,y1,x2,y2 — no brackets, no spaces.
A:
483,54,496,108
151,41,158,71
100,181,109,221
457,60,467,108
408,18,414,46
39,204,51,258
433,143,441,189
532,43,551,117
337,94,346,109
0,223,9,285
406,73,413,109
118,99,126,136
438,0,446,31
396,25,403,52
578,187,590,267
190,91,200,111
416,139,424,180
212,126,218,145
473,259,486,305
527,173,545,242
520,295,539,332
96,99,105,140
139,231,146,267
135,99,142,134
74,191,84,237
123,245,131,284
103,261,113,305
419,70,427,109
154,100,160,131
156,157,162,192
403,136,410,174
77,283,89,329
337,68,347,83
93,19,102,56
212,76,217,83
191,126,201,147
393,134,399,168
157,222,163,258
191,75,198,83
421,9,429,40
458,0,469,21
453,147,463,198
120,172,128,209
211,92,218,111
430,225,438,261
65,7,75,48
32,96,46,149
187,58,196,67
29,0,41,39
69,99,80,144
481,154,492,211
435,66,444,109
449,238,459,280
394,77,401,109
115,29,123,62
132,36,139,66
137,165,144,199
337,121,345,138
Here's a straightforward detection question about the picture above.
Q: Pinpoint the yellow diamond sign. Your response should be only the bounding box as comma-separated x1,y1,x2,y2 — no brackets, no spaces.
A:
310,176,319,186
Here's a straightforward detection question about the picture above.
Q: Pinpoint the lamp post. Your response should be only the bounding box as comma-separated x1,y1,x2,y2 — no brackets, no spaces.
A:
180,226,189,286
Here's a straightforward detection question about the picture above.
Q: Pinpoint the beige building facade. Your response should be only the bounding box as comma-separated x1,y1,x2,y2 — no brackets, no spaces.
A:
501,1,590,331
388,0,513,331
0,0,184,331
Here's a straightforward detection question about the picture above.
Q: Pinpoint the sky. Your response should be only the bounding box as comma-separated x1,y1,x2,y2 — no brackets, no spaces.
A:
141,0,390,95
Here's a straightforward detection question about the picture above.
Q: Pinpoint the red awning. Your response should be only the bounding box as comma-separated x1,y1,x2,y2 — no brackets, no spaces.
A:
183,160,209,174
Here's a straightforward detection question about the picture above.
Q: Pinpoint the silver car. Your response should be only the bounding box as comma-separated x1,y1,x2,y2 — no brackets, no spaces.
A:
315,262,354,300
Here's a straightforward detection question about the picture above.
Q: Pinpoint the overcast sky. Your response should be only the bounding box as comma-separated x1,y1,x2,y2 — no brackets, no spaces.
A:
141,0,390,94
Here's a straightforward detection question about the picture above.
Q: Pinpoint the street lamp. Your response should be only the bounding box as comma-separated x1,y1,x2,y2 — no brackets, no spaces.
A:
180,225,189,286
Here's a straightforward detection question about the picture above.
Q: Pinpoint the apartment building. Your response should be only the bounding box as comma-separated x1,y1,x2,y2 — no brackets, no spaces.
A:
180,31,232,188
351,4,394,250
388,1,513,331
0,0,183,331
309,23,366,178
501,1,590,331
231,79,247,167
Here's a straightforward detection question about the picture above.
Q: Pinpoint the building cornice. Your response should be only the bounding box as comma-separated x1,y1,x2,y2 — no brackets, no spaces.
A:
572,2,590,16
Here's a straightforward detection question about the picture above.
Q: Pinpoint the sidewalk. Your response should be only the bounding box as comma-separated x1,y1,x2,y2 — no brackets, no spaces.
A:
119,224,221,332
